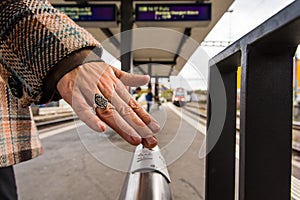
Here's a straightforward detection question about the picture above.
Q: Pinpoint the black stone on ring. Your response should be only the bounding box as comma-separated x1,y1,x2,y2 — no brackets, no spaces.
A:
94,93,108,109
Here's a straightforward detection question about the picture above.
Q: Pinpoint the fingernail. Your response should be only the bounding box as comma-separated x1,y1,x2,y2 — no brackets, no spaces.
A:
148,120,161,133
130,136,142,146
143,137,158,149
97,122,106,132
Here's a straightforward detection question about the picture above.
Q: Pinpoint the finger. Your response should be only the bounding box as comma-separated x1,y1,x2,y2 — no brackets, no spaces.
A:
71,92,106,132
128,98,160,133
113,80,161,133
96,75,159,148
108,91,158,148
112,67,150,87
95,103,142,146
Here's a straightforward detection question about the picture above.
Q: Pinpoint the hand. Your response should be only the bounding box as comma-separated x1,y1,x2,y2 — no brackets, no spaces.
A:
56,62,160,148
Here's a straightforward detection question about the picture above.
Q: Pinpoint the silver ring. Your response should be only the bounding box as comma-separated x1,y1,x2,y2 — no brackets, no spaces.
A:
94,93,108,109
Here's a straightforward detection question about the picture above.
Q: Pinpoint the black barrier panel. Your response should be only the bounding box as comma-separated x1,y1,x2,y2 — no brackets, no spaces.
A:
206,1,300,200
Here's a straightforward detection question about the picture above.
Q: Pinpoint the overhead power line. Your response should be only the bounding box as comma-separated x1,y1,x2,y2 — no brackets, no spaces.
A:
201,40,231,47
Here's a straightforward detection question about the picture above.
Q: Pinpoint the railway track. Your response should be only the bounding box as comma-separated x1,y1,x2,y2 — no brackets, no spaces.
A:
169,102,300,200
183,102,300,152
35,115,79,129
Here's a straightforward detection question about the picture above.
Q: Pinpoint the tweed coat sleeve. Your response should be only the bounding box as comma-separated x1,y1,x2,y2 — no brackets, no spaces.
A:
0,0,103,106
0,0,103,166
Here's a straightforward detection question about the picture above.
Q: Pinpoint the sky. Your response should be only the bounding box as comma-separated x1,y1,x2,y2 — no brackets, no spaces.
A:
176,0,296,91
202,0,295,57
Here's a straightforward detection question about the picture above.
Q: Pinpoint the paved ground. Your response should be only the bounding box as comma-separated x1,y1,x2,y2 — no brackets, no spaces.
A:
14,103,206,200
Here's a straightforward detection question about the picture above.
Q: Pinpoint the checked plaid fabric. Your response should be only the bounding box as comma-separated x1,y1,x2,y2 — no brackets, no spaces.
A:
0,0,102,167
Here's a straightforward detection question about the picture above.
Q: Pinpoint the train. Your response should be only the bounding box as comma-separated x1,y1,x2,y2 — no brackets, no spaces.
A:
172,87,187,107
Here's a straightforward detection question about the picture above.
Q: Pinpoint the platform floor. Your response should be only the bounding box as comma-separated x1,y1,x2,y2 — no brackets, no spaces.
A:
15,101,300,199
15,103,206,200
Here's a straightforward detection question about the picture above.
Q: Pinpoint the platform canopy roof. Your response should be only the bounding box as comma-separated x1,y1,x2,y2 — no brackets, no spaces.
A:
49,0,234,77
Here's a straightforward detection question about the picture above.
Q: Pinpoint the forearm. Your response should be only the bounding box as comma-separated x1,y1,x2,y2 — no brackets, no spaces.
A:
0,0,102,105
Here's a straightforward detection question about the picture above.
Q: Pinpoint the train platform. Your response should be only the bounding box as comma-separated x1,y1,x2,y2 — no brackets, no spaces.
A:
15,102,300,199
15,102,206,200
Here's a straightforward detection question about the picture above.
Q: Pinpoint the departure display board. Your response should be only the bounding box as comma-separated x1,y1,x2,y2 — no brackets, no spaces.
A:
53,4,117,27
135,3,211,25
